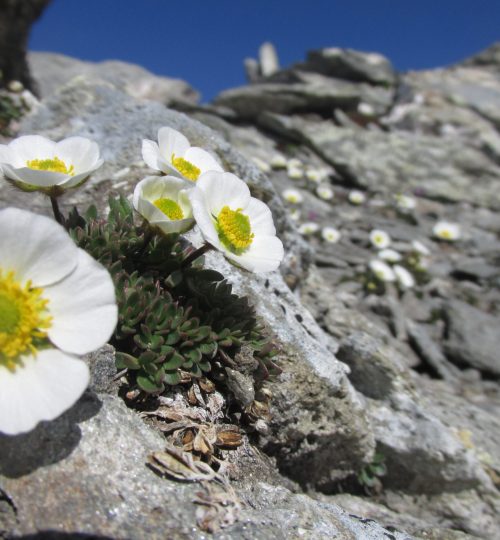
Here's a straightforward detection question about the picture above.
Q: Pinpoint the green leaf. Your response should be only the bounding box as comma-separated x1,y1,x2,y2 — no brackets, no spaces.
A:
164,371,181,385
115,352,140,370
137,374,164,393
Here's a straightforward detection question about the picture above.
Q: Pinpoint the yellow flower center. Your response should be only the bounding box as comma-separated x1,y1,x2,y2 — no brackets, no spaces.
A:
171,154,200,181
153,197,184,220
216,206,254,254
0,270,52,370
26,156,75,176
439,229,452,239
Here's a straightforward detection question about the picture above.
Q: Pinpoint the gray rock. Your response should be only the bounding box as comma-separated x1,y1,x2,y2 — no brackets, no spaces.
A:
443,299,500,375
214,71,393,120
301,47,397,86
260,113,500,208
460,41,500,69
28,51,200,105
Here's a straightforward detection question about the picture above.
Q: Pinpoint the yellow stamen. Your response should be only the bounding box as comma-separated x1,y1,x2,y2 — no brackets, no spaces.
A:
153,198,184,220
27,157,74,176
171,154,200,181
216,206,254,254
0,270,52,370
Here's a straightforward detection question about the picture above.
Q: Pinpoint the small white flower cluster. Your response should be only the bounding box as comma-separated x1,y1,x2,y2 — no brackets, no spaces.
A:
433,221,461,241
0,127,286,435
348,190,366,205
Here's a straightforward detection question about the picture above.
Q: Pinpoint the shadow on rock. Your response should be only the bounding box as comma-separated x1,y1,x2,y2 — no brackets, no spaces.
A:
0,391,102,479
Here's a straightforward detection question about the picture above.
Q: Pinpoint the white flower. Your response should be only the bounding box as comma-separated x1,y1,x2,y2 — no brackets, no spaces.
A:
348,190,366,205
306,168,329,183
393,265,415,289
0,135,103,194
132,176,194,235
433,221,461,241
188,172,284,272
316,185,334,201
357,102,375,116
142,127,222,182
370,229,391,249
369,260,396,282
251,156,271,173
289,208,301,221
321,227,341,243
0,208,117,435
287,158,303,169
282,188,304,204
412,240,431,256
270,154,287,169
378,248,402,263
395,194,416,211
287,166,303,180
298,222,320,236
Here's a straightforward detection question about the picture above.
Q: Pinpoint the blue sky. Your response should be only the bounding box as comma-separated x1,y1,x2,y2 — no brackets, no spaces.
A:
29,0,500,102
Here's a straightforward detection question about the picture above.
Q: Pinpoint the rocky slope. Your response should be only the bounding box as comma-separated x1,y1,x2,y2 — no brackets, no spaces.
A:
1,44,500,539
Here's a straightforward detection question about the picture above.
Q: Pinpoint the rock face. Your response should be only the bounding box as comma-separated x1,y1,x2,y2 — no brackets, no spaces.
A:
1,41,500,539
28,51,200,105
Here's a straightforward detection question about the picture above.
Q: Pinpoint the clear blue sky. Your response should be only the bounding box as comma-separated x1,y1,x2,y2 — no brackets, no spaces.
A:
29,0,500,102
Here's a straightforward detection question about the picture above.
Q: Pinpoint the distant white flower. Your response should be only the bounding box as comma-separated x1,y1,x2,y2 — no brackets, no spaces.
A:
369,260,396,282
298,222,320,236
412,240,431,256
289,208,301,221
433,221,461,241
321,227,341,243
395,194,416,211
188,172,284,272
142,126,222,182
357,102,375,116
287,166,303,180
378,248,402,263
282,188,304,204
393,265,415,289
306,168,329,183
370,229,391,249
133,176,194,235
0,135,103,195
0,208,117,435
348,190,366,205
251,156,271,173
316,185,334,201
270,154,287,169
287,158,303,169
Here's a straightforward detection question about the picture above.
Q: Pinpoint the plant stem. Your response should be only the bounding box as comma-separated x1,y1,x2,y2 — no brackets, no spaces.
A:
182,243,213,268
50,196,65,226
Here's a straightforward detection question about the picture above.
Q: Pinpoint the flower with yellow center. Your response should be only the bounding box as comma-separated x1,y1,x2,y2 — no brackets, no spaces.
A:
321,226,341,243
348,190,366,205
133,176,194,235
369,259,396,282
142,127,223,182
433,221,461,242
0,135,103,195
0,208,117,435
282,188,303,205
188,172,284,272
370,229,391,249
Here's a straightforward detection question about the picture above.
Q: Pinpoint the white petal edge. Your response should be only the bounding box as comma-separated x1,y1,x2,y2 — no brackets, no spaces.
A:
225,235,284,273
142,139,161,171
2,164,69,187
195,171,251,216
0,207,78,286
0,350,89,435
157,127,190,160
45,248,118,355
56,137,100,172
7,135,56,167
188,187,224,248
184,147,223,174
245,197,276,236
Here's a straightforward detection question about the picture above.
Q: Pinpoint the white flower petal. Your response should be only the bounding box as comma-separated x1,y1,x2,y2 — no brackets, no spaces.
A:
45,248,118,355
189,188,222,248
0,144,12,164
157,127,190,160
0,350,89,435
7,135,56,167
195,172,251,216
2,164,69,187
225,235,284,273
245,198,276,236
141,139,161,171
184,147,223,174
56,137,100,172
0,208,78,286
62,160,103,189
